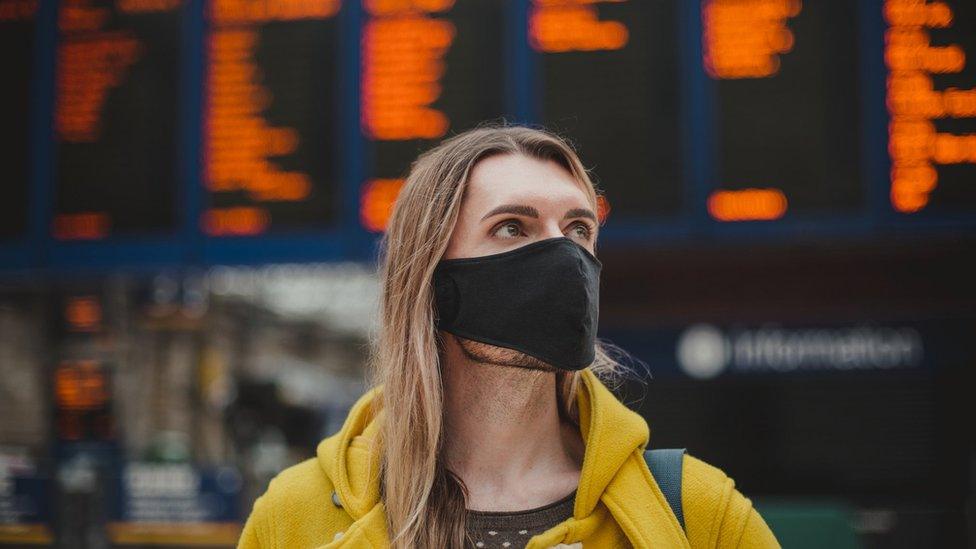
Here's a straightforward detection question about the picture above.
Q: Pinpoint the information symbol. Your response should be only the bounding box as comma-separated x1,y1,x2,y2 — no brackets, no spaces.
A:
676,324,730,379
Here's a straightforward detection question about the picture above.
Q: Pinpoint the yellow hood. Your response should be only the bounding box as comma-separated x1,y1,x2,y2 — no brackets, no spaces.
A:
239,368,780,547
314,368,691,548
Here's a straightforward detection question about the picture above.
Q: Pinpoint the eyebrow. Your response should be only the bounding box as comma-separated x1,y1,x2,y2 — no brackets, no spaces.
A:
480,204,598,222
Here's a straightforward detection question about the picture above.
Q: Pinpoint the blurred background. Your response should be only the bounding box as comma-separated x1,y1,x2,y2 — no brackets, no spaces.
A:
1,0,974,547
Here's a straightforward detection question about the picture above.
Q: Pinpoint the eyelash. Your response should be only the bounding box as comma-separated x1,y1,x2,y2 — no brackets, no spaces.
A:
492,219,594,240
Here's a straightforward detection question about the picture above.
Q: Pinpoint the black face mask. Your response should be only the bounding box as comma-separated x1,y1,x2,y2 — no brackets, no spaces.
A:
432,236,602,371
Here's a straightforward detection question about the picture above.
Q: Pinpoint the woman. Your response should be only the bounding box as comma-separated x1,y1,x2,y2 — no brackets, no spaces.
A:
238,124,779,548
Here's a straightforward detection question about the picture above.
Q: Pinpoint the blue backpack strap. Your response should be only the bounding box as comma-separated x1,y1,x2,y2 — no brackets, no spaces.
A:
643,448,687,532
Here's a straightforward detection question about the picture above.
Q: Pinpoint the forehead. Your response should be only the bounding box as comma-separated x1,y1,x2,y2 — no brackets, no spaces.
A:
463,153,589,210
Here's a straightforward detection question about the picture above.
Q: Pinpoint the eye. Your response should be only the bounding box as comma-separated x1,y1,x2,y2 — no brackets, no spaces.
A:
492,220,525,239
567,221,594,241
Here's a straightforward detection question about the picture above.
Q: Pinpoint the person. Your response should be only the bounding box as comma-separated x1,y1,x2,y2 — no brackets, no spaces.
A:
237,124,780,548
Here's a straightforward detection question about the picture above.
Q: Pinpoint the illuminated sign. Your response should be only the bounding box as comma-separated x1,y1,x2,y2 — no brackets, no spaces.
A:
53,0,182,239
529,0,628,53
704,0,864,220
3,0,976,270
703,0,800,79
204,0,342,236
54,359,114,441
534,0,685,220
361,0,505,232
360,177,404,233
676,323,924,379
64,295,103,332
0,0,36,241
885,0,976,214
606,319,972,379
108,464,242,545
707,188,788,222
361,0,455,141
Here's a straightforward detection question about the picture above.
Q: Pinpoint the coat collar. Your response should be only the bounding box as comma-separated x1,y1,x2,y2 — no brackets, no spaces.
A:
315,369,689,548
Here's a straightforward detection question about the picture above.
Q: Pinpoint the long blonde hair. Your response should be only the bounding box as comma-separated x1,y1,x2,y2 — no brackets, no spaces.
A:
368,123,627,548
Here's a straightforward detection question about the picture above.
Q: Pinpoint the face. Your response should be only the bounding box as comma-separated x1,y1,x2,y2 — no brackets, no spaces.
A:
441,152,599,372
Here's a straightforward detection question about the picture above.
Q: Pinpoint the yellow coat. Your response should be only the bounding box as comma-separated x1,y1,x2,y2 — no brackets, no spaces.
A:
238,369,780,548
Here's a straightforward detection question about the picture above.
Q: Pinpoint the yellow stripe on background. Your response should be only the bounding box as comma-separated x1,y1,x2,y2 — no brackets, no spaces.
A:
0,523,54,544
107,522,242,546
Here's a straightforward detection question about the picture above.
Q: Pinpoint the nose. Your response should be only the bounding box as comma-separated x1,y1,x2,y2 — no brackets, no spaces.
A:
539,220,566,241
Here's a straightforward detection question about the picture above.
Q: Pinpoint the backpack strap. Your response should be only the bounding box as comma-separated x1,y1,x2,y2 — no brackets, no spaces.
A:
643,448,687,532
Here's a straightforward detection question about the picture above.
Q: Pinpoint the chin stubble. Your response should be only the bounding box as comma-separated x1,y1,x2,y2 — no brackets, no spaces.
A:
457,338,557,373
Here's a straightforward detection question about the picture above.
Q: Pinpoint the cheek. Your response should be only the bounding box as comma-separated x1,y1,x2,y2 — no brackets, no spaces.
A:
442,236,465,261
442,219,481,260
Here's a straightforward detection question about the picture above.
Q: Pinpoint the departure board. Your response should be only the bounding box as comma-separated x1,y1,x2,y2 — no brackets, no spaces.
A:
704,0,863,222
885,0,976,215
53,0,182,240
4,0,976,271
360,0,505,232
203,0,342,236
0,1,36,240
533,0,684,221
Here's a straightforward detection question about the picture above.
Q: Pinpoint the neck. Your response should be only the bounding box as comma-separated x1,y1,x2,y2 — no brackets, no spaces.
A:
440,336,584,509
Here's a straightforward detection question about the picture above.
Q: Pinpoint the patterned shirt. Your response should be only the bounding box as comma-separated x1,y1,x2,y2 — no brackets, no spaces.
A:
465,489,577,549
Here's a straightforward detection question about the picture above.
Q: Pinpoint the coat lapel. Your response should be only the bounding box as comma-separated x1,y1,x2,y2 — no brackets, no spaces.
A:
600,452,691,548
